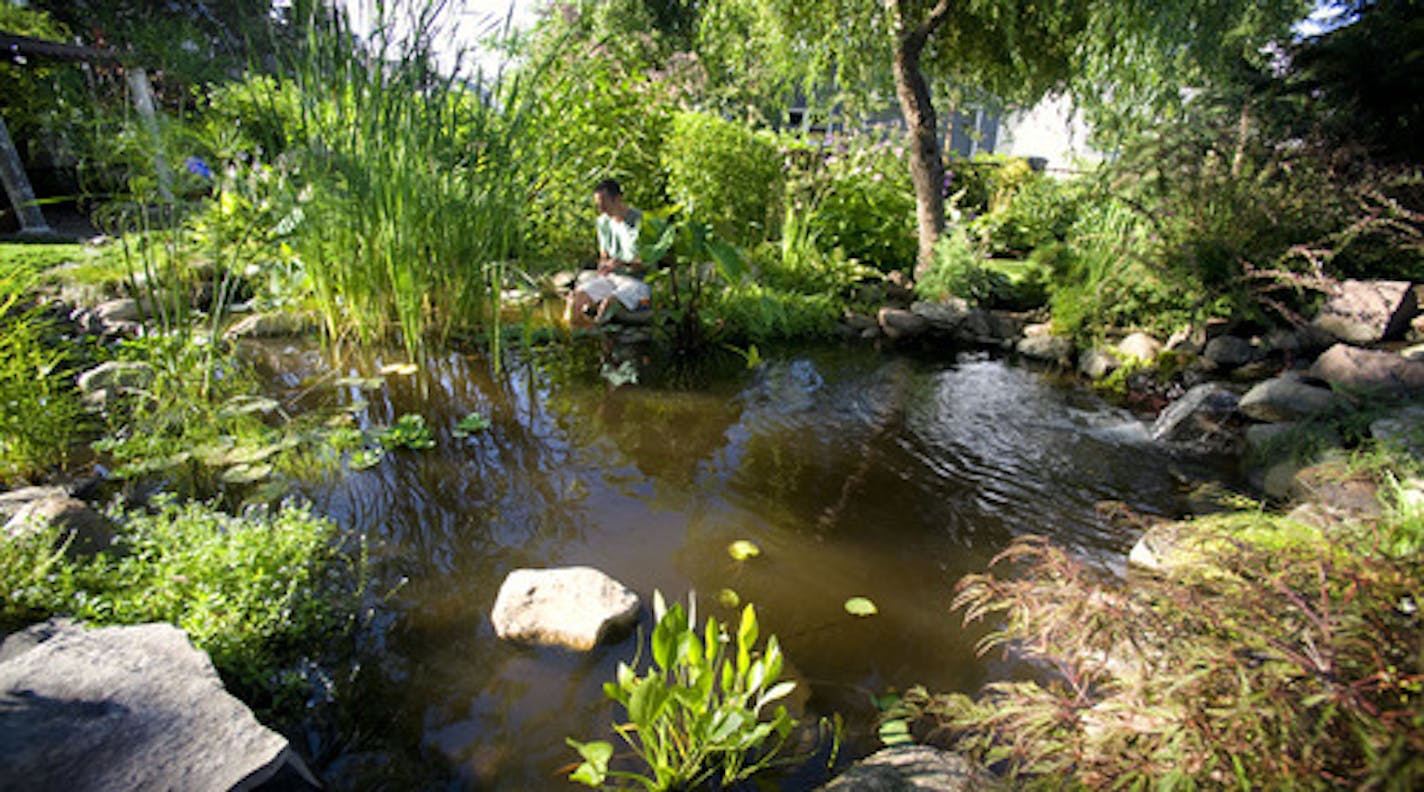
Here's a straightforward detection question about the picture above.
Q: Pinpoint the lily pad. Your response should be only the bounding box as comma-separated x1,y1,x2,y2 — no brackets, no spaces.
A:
348,447,385,470
716,588,741,608
378,362,419,376
452,411,492,438
728,539,761,561
844,596,879,617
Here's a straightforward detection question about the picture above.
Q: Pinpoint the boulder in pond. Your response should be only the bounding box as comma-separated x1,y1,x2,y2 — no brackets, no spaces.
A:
490,566,640,651
1116,332,1163,364
1016,333,1074,365
1310,279,1417,344
877,307,929,340
819,745,990,791
1078,347,1120,380
1150,383,1243,454
0,619,317,791
1239,375,1339,423
1309,343,1424,395
910,299,970,332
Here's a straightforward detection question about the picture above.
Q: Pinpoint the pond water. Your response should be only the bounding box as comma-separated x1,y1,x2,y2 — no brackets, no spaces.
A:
246,338,1237,789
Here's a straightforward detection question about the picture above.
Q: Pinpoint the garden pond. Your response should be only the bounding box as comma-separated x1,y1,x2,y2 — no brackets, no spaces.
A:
237,337,1240,788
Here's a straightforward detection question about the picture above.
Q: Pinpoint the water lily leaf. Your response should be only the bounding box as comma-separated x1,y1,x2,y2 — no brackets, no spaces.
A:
221,462,273,484
333,375,384,391
348,447,384,470
879,717,913,746
717,588,741,608
378,362,419,376
844,597,879,617
452,411,492,438
728,539,761,561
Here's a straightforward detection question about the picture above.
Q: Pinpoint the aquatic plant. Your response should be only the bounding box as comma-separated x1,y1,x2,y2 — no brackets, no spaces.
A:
568,591,824,789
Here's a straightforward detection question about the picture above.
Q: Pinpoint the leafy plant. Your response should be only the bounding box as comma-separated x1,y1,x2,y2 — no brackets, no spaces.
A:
908,489,1424,789
373,413,436,451
2,496,363,716
452,411,492,437
662,111,783,247
568,591,816,790
788,134,917,271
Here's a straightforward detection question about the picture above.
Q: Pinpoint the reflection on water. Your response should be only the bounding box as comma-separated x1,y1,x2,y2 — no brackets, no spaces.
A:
246,339,1236,789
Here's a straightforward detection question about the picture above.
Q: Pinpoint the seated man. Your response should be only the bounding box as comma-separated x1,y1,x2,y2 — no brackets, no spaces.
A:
566,179,652,328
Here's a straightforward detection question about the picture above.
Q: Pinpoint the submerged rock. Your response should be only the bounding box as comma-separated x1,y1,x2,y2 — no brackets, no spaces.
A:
490,566,640,651
819,745,990,791
1150,383,1243,454
1310,279,1417,344
0,619,317,791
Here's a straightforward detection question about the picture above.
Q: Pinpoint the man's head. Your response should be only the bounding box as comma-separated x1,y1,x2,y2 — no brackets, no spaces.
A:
593,178,623,216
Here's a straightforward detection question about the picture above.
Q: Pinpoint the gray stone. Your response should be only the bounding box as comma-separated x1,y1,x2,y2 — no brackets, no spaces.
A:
878,307,930,340
1016,333,1074,365
1402,343,1424,362
905,300,974,330
1239,376,1339,423
92,298,142,324
1150,383,1243,453
490,566,640,651
983,310,1026,343
1128,521,1188,575
1079,348,1121,380
843,312,880,332
1116,332,1163,363
0,485,69,520
1245,421,1297,457
1166,325,1206,355
820,745,990,792
1202,335,1260,369
1371,405,1424,460
76,361,155,404
1265,325,1335,357
1311,279,1417,344
0,619,316,791
1310,343,1424,395
224,311,312,339
3,495,112,555
1289,458,1383,519
1411,314,1424,342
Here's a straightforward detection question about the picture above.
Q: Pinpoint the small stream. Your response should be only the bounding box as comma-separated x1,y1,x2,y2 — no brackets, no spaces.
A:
244,338,1239,789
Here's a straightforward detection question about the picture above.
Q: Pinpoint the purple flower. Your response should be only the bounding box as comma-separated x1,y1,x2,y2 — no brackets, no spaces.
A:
185,156,213,180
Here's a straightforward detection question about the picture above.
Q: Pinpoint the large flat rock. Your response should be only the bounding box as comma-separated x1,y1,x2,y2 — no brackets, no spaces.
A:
1310,343,1424,395
490,567,640,651
820,745,990,791
1311,279,1417,344
0,619,314,791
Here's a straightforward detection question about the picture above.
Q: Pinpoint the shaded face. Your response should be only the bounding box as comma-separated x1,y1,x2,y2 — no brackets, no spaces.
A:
593,189,616,216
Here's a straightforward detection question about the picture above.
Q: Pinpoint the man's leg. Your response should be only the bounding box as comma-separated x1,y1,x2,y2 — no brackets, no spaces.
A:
565,291,596,328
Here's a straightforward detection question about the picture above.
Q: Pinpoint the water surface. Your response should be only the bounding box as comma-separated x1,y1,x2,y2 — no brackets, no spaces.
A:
247,339,1234,788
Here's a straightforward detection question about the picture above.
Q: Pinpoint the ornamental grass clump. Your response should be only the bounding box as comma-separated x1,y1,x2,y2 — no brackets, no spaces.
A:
907,486,1424,789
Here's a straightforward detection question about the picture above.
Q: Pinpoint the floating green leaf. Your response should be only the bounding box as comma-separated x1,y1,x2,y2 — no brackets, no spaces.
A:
452,411,492,437
374,413,435,450
844,597,879,617
348,447,384,470
728,539,761,561
333,375,384,391
717,588,741,608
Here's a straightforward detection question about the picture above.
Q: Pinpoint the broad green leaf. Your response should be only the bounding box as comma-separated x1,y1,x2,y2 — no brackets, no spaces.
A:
728,539,761,561
452,411,492,437
717,588,741,608
844,596,879,617
627,675,669,726
758,681,796,710
566,738,611,786
879,717,913,746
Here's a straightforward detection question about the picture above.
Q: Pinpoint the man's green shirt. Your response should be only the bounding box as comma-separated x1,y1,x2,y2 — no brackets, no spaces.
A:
596,208,642,265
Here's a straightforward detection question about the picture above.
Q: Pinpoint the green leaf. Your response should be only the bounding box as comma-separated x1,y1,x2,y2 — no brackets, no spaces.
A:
878,718,913,747
627,675,669,726
220,462,273,484
716,588,741,608
844,596,879,617
452,411,492,437
728,539,761,561
566,738,611,786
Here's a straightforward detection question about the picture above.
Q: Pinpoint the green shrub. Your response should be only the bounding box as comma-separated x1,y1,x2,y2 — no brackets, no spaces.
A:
710,282,841,343
916,228,1009,306
792,135,917,271
568,592,815,789
968,173,1084,256
3,496,361,712
663,112,783,247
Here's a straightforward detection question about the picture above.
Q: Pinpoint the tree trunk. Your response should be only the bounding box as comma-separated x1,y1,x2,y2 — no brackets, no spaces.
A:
887,0,952,279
